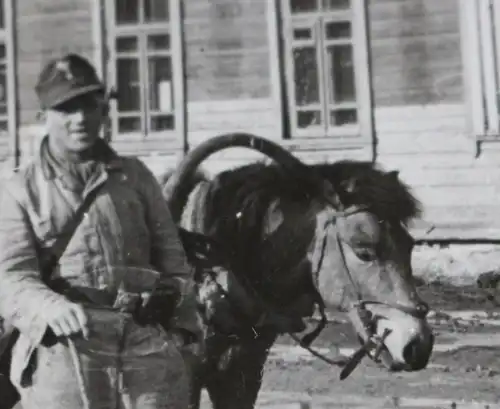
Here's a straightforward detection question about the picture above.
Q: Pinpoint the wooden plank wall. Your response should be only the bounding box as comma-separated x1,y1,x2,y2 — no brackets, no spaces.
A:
368,0,500,239
11,0,500,241
184,0,281,150
184,0,269,102
14,0,281,166
369,0,463,106
14,1,96,162
16,1,95,126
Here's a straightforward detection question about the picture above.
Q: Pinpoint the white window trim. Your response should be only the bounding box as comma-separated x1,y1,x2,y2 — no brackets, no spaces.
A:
91,0,105,80
102,0,185,144
280,0,372,144
4,0,17,166
460,0,500,141
268,0,284,139
479,0,498,135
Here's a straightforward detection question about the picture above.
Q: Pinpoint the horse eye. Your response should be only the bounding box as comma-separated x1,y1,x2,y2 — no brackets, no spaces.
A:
354,247,377,262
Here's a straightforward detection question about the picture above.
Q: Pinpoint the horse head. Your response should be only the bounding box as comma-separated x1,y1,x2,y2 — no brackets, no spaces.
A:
309,162,433,373
163,133,434,377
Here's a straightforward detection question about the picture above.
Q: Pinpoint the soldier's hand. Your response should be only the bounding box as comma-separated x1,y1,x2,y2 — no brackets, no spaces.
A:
41,300,89,339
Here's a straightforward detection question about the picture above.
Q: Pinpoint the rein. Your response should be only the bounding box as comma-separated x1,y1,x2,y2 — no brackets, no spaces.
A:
196,206,366,375
302,205,429,378
188,181,429,380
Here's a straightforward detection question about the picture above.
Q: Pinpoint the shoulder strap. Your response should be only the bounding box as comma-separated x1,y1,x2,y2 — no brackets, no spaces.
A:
39,183,107,282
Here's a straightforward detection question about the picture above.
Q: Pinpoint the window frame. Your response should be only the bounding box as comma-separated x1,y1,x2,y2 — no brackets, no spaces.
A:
280,0,372,141
458,0,500,151
0,0,17,162
104,0,185,142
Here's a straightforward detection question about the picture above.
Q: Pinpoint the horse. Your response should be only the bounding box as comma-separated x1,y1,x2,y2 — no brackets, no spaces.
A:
162,133,435,409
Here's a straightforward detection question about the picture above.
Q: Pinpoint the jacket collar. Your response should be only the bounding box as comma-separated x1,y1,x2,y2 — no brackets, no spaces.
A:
37,135,123,180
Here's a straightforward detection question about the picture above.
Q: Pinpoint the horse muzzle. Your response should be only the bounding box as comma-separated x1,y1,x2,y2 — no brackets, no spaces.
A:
343,304,434,377
372,315,435,372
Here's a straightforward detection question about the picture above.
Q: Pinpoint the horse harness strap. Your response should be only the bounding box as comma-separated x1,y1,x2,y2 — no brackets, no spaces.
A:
323,205,429,320
198,206,382,373
196,201,429,378
306,205,429,378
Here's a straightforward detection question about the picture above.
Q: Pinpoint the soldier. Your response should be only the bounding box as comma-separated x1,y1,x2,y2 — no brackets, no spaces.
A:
0,53,202,409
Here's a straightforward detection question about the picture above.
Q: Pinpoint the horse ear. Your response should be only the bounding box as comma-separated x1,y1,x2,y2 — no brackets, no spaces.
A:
386,170,400,181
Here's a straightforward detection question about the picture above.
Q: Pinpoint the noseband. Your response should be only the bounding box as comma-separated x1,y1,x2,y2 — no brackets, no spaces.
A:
193,201,429,379
303,204,429,378
321,205,429,318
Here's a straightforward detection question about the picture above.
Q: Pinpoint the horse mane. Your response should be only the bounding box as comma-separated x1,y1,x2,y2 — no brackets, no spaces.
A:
203,160,421,240
204,162,312,233
200,162,308,268
312,160,422,225
161,159,422,290
162,159,422,250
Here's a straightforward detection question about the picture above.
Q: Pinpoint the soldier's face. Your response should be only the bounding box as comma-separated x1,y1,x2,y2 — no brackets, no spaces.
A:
45,91,107,152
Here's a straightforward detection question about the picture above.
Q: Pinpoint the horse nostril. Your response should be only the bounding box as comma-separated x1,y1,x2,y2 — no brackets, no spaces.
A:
402,335,433,370
412,301,430,318
403,338,422,369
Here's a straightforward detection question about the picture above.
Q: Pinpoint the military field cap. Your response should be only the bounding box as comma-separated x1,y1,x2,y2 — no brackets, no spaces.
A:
35,53,105,109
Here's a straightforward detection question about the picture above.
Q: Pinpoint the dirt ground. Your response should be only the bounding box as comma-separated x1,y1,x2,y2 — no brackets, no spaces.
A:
8,281,500,408
261,282,500,406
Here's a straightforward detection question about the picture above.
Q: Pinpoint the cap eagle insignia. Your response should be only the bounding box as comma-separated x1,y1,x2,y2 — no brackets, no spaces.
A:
55,60,74,81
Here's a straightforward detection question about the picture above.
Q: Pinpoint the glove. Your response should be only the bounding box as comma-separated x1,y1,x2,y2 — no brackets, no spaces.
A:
133,289,181,327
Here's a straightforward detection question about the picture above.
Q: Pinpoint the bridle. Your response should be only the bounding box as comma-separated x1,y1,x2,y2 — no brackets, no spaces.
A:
192,187,430,379
320,205,430,319
295,204,430,378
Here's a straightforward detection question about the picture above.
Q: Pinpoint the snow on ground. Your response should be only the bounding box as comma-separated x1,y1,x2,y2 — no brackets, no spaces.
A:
413,243,500,286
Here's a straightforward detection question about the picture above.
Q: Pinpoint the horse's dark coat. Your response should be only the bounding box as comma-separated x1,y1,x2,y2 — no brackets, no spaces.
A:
161,159,423,409
312,161,421,224
191,161,421,290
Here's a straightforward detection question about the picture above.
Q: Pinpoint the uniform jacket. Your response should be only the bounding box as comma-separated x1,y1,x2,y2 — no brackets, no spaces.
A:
0,137,202,352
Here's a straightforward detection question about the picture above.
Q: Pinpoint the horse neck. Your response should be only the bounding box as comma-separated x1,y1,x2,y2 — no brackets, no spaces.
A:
250,200,321,291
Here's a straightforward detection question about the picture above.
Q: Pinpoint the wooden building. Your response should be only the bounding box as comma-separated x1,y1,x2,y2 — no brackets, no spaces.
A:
0,0,499,240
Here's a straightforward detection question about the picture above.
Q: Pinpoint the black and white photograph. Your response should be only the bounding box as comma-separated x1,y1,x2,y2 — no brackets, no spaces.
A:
0,0,499,408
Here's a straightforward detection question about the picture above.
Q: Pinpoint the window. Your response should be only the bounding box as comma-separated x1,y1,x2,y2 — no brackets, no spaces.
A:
281,0,371,139
0,0,15,139
106,0,183,139
459,0,500,146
